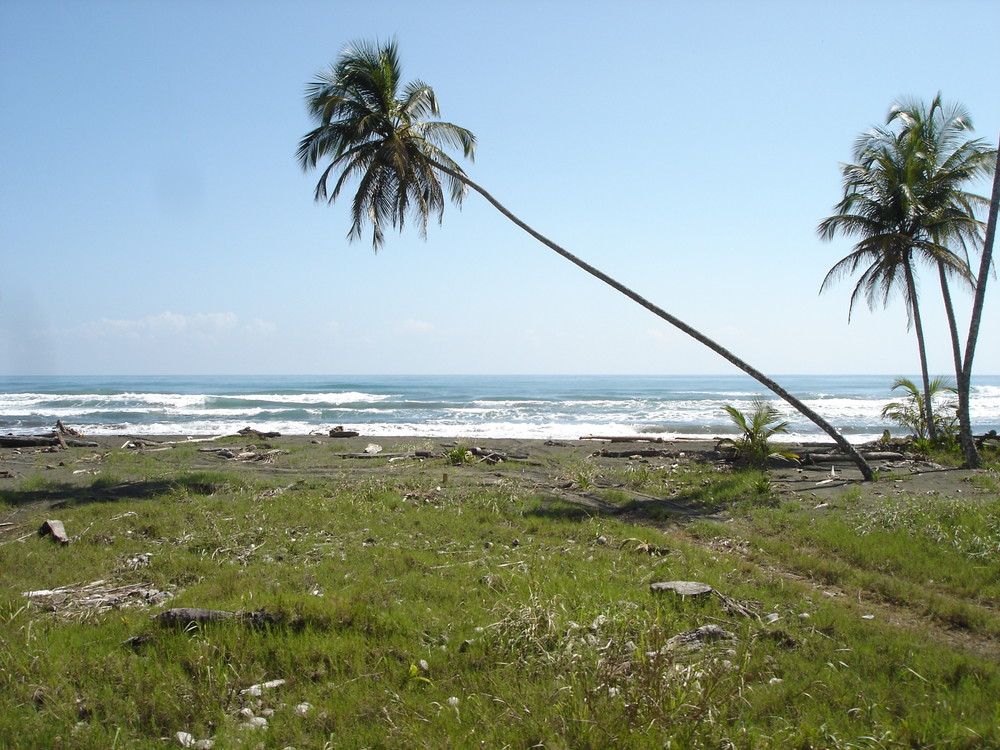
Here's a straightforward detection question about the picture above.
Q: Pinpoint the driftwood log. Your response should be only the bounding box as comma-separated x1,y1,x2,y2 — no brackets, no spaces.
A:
0,434,98,448
38,519,70,544
803,451,904,464
335,450,436,459
595,448,677,458
580,435,665,443
650,581,714,597
56,420,84,437
238,427,281,439
329,427,360,438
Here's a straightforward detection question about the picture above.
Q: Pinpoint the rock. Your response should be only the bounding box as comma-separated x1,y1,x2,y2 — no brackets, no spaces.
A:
240,679,286,697
665,624,735,651
649,581,714,597
175,731,195,748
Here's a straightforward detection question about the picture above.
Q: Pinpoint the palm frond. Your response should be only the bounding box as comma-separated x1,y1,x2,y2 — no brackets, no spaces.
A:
299,38,475,251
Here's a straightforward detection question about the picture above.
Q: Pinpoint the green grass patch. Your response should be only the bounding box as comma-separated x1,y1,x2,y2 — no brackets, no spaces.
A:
0,444,998,747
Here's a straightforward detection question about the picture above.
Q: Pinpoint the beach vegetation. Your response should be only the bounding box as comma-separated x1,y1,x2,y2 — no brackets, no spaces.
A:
297,38,875,480
819,94,997,466
1,439,999,746
880,376,958,445
718,398,800,469
444,444,474,465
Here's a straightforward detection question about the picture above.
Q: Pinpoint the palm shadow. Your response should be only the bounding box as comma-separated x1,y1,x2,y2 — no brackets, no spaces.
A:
526,487,713,524
0,475,226,513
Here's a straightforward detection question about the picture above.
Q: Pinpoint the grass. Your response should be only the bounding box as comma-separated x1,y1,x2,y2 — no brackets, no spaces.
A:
1,440,998,747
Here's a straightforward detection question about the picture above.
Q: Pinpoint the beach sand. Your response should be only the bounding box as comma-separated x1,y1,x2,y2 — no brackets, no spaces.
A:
1,432,989,532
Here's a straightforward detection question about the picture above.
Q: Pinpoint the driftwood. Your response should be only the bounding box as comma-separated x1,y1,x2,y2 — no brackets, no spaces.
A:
650,580,759,619
0,435,61,448
335,450,435,459
650,580,714,597
56,420,84,437
238,427,281,439
0,434,98,448
595,448,676,458
151,607,280,627
803,451,904,465
470,446,528,463
329,426,360,438
199,446,288,462
38,519,70,544
580,435,665,443
26,580,173,618
121,438,174,452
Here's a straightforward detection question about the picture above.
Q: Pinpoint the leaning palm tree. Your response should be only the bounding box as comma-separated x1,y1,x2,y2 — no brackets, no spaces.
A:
297,39,874,479
818,95,992,445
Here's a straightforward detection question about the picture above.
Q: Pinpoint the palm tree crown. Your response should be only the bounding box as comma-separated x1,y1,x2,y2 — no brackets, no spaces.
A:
818,94,995,444
818,94,991,321
296,39,476,249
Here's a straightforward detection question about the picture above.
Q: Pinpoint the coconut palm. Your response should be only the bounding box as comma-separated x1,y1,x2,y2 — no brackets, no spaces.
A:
880,376,957,443
958,136,1000,467
818,94,993,445
298,38,874,479
719,399,800,469
888,97,996,464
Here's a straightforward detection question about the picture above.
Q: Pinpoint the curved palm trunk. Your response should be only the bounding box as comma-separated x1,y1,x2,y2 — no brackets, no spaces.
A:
903,261,937,442
939,262,979,464
432,160,875,480
960,134,1000,468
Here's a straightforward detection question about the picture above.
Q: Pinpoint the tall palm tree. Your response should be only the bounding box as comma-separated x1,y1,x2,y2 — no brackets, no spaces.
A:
959,136,1000,467
298,39,874,479
887,97,996,464
818,95,992,446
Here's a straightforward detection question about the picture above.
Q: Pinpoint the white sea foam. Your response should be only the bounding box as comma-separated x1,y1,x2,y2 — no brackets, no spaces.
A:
3,375,997,442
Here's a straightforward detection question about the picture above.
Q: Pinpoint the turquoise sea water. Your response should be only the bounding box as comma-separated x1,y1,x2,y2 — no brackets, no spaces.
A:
2,374,998,443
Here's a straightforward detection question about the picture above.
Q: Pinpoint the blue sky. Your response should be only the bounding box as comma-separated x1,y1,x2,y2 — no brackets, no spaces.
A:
2,0,998,377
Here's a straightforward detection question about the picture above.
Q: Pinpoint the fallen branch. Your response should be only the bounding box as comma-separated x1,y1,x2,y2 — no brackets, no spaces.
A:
803,451,904,465
470,446,527,463
580,435,665,443
594,448,677,458
335,450,435,459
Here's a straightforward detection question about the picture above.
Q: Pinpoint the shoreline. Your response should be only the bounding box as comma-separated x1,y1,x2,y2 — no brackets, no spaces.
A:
8,373,1000,444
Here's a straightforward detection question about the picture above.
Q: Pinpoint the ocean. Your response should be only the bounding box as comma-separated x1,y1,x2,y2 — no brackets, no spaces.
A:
1,374,998,444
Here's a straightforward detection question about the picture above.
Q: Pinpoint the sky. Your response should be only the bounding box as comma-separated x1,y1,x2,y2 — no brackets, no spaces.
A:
1,0,998,377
